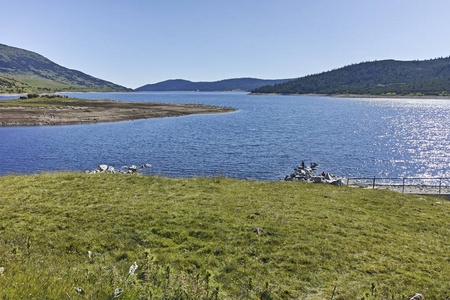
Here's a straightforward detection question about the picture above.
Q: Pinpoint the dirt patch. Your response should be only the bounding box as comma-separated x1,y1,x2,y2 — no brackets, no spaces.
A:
0,99,236,126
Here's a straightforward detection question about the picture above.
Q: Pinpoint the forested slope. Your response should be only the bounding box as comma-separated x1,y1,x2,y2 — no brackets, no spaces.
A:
252,57,450,96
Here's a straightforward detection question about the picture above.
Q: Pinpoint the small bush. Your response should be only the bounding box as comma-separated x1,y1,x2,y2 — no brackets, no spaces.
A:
27,93,40,98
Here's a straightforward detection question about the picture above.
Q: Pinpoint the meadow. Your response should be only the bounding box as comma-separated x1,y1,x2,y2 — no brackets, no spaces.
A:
0,173,448,299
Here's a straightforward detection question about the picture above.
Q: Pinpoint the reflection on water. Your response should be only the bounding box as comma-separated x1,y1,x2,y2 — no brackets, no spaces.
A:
1,92,449,180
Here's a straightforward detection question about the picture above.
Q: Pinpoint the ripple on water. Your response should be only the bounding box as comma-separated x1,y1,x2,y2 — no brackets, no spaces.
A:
0,92,449,180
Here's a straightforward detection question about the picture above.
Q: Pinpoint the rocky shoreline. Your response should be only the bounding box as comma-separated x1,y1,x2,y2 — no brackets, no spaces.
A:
87,164,152,174
284,161,449,199
0,98,236,126
284,161,346,186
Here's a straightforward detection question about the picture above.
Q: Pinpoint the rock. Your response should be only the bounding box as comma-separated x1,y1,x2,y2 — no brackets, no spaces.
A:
284,161,347,186
310,162,319,169
285,161,320,182
311,176,324,183
97,164,108,172
125,165,138,174
89,163,151,174
330,179,344,186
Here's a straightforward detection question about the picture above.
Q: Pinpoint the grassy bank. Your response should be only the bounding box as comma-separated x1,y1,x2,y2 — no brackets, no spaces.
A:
0,173,448,299
0,95,93,107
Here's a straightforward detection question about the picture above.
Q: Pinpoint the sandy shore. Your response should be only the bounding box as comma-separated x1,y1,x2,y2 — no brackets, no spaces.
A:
0,93,28,97
0,99,236,126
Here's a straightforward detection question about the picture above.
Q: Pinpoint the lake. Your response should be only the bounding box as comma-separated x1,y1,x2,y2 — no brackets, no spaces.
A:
1,92,449,180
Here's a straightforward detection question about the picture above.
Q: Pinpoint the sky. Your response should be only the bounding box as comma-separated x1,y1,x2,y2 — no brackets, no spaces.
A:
2,0,450,89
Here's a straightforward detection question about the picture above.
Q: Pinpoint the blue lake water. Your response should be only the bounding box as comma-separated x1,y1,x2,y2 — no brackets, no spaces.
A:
1,92,449,180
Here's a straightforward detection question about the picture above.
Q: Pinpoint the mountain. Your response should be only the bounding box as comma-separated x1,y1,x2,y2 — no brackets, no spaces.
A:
251,57,450,96
135,78,294,92
0,43,130,93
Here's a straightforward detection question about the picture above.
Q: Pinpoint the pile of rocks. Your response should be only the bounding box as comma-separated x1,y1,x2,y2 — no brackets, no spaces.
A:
87,164,151,174
284,161,346,186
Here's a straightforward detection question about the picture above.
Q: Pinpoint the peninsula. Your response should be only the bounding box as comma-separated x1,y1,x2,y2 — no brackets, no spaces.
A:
0,96,236,126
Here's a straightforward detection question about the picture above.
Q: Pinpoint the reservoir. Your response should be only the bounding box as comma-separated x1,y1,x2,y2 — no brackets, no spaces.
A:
1,92,449,180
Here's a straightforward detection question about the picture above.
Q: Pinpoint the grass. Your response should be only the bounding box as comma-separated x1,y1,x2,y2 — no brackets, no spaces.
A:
0,73,72,94
8,75,78,90
0,73,130,94
0,173,448,299
0,96,94,107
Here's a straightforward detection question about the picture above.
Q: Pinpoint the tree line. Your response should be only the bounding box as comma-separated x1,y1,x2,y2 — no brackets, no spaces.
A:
252,57,450,96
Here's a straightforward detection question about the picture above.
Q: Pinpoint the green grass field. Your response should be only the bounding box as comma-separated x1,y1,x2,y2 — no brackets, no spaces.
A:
0,173,448,299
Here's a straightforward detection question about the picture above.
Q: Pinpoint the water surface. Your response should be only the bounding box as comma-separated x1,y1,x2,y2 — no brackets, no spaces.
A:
1,92,449,180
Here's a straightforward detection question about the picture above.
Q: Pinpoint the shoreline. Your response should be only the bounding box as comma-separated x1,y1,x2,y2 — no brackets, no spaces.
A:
0,98,236,126
250,92,450,99
0,93,28,97
331,93,450,99
4,92,450,100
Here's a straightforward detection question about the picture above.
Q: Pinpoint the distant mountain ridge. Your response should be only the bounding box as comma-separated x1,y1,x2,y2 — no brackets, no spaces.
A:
0,43,130,93
135,78,294,92
251,57,450,96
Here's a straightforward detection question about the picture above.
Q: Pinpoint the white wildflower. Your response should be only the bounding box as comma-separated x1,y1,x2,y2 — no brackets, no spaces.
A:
128,261,138,276
73,286,85,295
113,288,123,298
88,251,93,259
0,267,4,276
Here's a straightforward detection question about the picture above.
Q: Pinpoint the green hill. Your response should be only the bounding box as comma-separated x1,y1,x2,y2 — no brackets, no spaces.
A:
0,43,130,93
252,57,450,96
0,173,448,299
135,78,294,92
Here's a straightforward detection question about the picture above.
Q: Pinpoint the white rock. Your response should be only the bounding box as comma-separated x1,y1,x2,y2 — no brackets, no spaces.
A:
97,164,108,172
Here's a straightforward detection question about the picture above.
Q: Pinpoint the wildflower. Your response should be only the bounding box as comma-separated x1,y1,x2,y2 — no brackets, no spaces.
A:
73,286,85,295
112,288,123,298
128,261,138,276
0,267,4,276
88,251,93,259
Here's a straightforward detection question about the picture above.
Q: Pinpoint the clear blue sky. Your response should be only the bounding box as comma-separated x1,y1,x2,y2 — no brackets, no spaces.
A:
2,0,450,88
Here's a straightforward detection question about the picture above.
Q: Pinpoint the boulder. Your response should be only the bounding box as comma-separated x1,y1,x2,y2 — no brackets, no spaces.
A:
330,179,344,186
284,161,347,186
97,164,108,172
89,163,151,174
